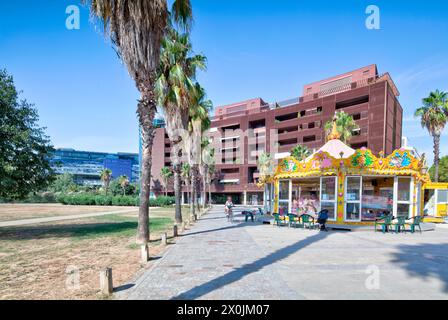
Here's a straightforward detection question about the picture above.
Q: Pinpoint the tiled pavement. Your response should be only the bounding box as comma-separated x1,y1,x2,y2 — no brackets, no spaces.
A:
118,206,448,300
119,206,304,300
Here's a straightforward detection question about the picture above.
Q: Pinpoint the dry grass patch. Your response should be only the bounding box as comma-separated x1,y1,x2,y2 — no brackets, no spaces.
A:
0,211,187,300
0,204,137,222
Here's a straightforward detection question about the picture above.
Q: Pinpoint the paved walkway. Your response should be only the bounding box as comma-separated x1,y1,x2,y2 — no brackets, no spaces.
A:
118,206,448,300
0,208,137,227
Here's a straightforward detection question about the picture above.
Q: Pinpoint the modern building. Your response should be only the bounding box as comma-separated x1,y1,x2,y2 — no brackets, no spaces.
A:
150,64,403,204
51,148,139,185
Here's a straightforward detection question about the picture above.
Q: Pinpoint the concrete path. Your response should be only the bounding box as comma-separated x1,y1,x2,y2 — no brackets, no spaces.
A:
120,206,303,300
118,206,448,300
0,208,137,227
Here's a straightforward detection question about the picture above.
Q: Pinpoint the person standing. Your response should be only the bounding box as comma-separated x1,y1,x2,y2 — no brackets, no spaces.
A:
225,196,234,222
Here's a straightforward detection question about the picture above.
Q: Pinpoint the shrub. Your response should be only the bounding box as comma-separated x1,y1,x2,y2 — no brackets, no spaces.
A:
94,195,113,206
56,193,173,207
149,196,175,207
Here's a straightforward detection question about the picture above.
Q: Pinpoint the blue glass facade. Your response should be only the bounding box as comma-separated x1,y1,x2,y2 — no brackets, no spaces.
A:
51,148,140,185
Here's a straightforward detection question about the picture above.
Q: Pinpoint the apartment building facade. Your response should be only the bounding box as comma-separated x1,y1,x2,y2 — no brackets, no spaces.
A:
150,65,403,204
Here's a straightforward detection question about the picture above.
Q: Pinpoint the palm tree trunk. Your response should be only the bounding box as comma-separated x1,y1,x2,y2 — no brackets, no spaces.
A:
208,172,211,206
434,134,440,182
136,91,156,245
202,168,207,210
190,166,196,220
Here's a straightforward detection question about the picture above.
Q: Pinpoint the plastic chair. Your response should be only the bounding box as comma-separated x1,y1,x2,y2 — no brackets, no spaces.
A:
393,216,407,233
375,215,393,233
406,215,422,234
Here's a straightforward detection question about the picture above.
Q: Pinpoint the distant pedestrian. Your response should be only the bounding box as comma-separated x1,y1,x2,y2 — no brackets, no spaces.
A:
225,196,234,222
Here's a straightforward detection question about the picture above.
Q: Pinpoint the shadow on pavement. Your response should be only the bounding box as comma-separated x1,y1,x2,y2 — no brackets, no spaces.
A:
391,243,448,293
182,218,262,238
173,230,331,299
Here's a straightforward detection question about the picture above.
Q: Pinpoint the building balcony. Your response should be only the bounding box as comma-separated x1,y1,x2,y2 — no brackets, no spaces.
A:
221,135,240,141
252,127,266,134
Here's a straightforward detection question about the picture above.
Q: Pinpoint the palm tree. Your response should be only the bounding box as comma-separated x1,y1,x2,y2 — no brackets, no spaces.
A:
85,0,193,245
290,144,311,161
189,84,212,213
324,111,359,144
181,162,191,203
257,152,274,213
160,167,173,196
207,161,216,206
415,90,448,182
257,152,274,179
100,168,112,195
199,138,211,211
155,29,206,224
118,175,129,196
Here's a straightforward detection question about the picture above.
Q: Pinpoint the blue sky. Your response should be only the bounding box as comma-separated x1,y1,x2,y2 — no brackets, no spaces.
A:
1,1,447,163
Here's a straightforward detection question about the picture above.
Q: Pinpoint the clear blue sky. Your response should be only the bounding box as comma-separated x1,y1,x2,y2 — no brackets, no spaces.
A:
1,1,447,164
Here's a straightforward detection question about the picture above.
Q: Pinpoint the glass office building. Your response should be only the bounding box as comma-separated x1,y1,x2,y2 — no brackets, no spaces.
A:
51,148,140,185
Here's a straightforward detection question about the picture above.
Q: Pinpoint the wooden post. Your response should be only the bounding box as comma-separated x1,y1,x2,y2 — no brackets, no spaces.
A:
173,225,178,237
99,267,113,295
140,244,149,263
161,233,167,246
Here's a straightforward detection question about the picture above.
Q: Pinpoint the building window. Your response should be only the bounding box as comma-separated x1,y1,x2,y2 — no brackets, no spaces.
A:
308,122,315,129
336,95,369,110
275,113,297,122
396,177,412,218
353,113,361,120
303,135,316,143
320,177,337,221
345,176,362,221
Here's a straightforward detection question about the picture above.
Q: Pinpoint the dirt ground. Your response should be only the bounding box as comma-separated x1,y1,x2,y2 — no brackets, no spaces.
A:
0,204,195,300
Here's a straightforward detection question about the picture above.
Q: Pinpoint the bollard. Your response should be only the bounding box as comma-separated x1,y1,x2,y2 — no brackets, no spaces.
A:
140,244,149,263
173,225,178,237
181,221,186,232
161,233,167,246
100,267,113,295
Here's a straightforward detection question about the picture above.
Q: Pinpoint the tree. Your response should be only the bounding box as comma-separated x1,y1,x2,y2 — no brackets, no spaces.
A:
118,175,130,196
0,69,54,200
290,144,311,161
258,152,274,177
160,167,173,196
49,173,77,193
109,178,136,196
155,28,206,224
207,161,216,205
189,84,212,214
100,168,112,195
324,111,359,144
415,90,448,182
429,155,448,183
181,162,191,203
85,0,193,245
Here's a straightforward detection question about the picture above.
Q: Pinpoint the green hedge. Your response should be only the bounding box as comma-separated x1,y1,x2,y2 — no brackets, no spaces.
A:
57,193,175,207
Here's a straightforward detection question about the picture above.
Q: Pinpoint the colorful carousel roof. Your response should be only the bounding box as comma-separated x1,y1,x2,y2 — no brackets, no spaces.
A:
305,138,355,162
275,140,429,182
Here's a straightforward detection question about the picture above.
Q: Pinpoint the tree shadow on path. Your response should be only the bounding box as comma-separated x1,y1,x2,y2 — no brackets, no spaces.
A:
181,219,262,237
391,243,448,293
173,231,331,299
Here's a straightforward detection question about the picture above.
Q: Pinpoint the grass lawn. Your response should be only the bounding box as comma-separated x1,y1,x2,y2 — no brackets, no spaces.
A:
0,204,196,300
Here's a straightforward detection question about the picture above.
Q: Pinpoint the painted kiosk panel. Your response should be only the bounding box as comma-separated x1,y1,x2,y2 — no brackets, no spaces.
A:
269,122,434,229
422,182,448,223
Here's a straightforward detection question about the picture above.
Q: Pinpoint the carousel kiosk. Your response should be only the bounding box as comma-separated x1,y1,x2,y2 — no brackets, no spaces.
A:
269,121,447,229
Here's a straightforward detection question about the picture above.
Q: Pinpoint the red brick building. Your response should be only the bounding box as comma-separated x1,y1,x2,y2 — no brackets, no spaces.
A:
151,65,403,204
